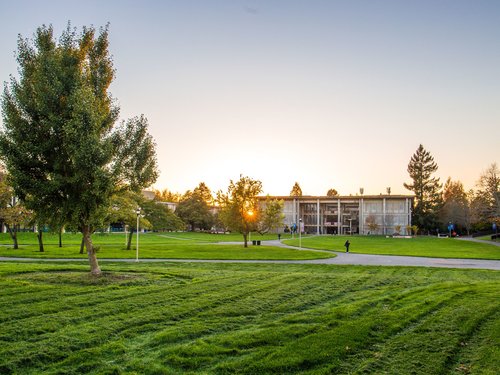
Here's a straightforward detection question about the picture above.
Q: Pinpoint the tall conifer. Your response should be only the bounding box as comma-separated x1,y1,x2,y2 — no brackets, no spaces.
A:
403,144,442,232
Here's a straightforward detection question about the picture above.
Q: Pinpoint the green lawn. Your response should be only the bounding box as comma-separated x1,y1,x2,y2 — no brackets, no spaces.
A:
0,261,498,374
0,232,331,261
284,235,500,260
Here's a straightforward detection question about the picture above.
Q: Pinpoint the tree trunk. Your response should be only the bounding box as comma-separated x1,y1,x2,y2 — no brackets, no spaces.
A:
79,237,85,254
59,228,63,248
37,230,44,252
243,232,248,248
6,224,19,249
127,230,134,250
82,226,101,275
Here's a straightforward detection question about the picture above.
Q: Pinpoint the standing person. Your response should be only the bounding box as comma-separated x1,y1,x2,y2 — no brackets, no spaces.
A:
278,233,281,241
344,240,350,253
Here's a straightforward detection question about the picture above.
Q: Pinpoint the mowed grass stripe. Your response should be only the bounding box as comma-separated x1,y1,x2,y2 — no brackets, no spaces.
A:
1,263,499,374
0,270,301,356
354,288,498,374
0,272,257,340
205,286,472,373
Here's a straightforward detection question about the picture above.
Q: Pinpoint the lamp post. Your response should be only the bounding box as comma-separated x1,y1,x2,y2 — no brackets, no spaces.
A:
136,208,141,262
247,209,254,244
299,218,302,249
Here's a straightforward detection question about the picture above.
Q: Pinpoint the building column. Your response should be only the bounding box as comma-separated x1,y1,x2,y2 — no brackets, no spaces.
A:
360,198,364,235
406,198,411,233
317,199,320,235
383,198,386,235
337,199,341,235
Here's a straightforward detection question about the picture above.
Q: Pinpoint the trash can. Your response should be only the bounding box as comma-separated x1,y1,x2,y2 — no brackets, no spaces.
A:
252,240,257,245
256,240,261,246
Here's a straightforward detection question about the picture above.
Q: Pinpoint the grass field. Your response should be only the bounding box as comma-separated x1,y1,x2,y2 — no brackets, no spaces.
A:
284,235,500,260
0,261,498,374
0,232,331,261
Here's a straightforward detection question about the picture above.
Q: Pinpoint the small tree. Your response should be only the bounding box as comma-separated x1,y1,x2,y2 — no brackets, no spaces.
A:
107,191,151,250
0,178,32,249
217,175,263,247
365,215,379,234
256,197,285,234
326,188,339,197
290,182,303,197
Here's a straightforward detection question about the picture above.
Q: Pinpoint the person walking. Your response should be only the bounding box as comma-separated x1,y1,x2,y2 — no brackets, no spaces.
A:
344,240,350,253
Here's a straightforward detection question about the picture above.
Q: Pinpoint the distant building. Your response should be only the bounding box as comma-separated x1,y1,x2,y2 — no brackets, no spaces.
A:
142,190,177,212
265,195,413,235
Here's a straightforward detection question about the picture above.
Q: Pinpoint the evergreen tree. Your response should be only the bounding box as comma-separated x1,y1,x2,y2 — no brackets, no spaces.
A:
290,182,303,197
403,144,442,232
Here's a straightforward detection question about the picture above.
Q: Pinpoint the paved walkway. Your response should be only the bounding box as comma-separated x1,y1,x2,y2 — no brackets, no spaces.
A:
455,237,500,246
1,237,499,271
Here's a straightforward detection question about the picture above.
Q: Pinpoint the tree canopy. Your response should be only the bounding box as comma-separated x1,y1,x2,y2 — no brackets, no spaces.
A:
476,163,500,225
0,24,158,274
176,192,213,231
256,197,285,234
217,175,263,247
439,178,469,234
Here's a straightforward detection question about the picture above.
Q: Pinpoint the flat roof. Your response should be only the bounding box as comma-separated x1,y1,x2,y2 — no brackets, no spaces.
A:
259,195,414,200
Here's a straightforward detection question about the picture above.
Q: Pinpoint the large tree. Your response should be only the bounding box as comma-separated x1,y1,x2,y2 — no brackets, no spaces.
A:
0,24,158,274
175,192,213,231
141,200,184,232
193,182,213,205
475,163,500,225
439,178,469,234
403,144,442,232
217,175,263,247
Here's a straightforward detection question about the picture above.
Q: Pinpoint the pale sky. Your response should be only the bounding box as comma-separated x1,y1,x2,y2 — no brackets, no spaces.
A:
0,0,499,196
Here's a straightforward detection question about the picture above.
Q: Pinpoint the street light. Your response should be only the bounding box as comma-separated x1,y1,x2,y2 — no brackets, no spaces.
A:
136,208,141,262
247,210,254,243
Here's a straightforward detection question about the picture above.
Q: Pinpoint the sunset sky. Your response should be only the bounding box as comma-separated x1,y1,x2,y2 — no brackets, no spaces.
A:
0,0,498,196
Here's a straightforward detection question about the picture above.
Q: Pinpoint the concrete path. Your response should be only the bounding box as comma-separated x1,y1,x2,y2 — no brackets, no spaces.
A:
1,237,500,271
455,237,500,246
1,252,499,270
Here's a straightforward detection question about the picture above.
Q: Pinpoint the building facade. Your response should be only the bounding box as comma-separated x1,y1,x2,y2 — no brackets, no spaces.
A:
271,195,413,235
